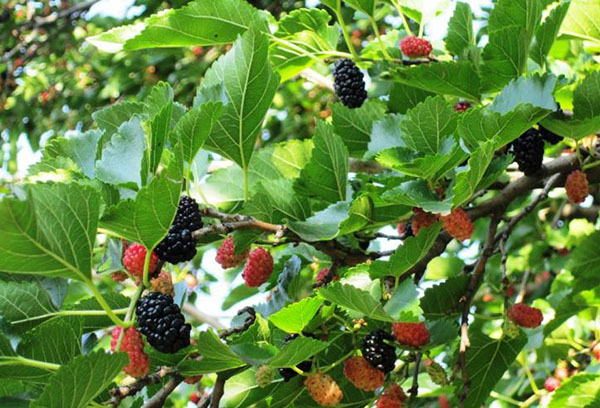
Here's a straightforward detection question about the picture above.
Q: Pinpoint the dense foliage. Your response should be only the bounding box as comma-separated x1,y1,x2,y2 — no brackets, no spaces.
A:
2,0,600,407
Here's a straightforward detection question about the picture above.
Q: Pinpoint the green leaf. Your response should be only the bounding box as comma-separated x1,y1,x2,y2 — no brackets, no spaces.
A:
539,115,600,141
288,196,372,242
560,0,600,43
65,293,130,332
548,373,600,407
32,351,128,408
92,101,145,136
17,317,82,365
0,280,58,333
345,0,376,16
331,101,386,157
401,96,457,155
573,71,600,119
480,27,529,92
0,183,99,281
391,61,482,101
254,178,311,224
318,282,393,322
452,141,496,207
199,25,279,172
100,150,183,249
568,231,600,279
147,89,174,174
383,280,422,320
88,0,260,52
270,139,314,179
445,2,475,57
421,275,469,319
490,74,557,115
270,8,340,81
44,130,103,179
370,223,442,279
295,121,349,204
95,117,146,187
269,297,323,333
530,2,571,66
176,101,224,163
387,82,435,115
455,330,527,408
178,331,246,375
366,114,405,158
268,337,329,368
382,180,453,213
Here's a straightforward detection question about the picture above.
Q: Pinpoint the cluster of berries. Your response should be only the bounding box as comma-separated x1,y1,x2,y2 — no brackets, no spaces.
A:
216,236,274,287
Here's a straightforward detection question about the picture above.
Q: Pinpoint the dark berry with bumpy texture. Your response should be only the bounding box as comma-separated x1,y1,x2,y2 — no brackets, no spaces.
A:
392,322,430,347
155,224,197,264
136,292,191,354
508,303,543,328
242,248,273,287
123,243,159,279
511,129,545,176
565,170,589,204
332,59,367,109
279,334,313,381
174,195,204,231
362,330,396,373
400,36,432,58
110,327,150,378
216,236,249,269
538,125,563,145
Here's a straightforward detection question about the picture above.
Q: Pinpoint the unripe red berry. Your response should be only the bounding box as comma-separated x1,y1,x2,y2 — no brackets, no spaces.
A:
189,392,200,403
392,322,430,347
565,170,589,204
184,375,203,384
242,248,274,287
122,243,158,279
453,101,471,112
216,236,249,269
411,208,437,236
304,372,343,406
376,383,406,408
400,36,432,58
544,377,560,392
343,356,384,391
110,327,150,378
508,303,543,328
440,208,473,241
315,267,338,284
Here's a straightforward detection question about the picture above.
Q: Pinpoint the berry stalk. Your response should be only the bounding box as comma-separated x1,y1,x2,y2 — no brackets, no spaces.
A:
331,0,359,58
85,278,131,328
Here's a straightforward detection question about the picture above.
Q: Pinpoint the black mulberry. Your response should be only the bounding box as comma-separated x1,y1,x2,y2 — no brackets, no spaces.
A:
155,195,202,264
278,334,313,381
362,330,396,373
511,129,544,176
332,59,367,109
136,292,191,354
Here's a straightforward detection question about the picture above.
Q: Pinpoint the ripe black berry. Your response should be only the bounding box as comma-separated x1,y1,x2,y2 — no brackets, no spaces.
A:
278,334,313,381
136,292,191,354
332,59,367,109
362,330,397,373
511,129,544,176
155,195,202,264
175,195,203,231
538,125,563,145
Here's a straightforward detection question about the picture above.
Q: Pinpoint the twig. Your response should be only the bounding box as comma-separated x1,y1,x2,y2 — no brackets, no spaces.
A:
142,374,184,408
515,270,531,304
408,352,423,403
108,367,177,407
219,307,256,339
210,374,227,408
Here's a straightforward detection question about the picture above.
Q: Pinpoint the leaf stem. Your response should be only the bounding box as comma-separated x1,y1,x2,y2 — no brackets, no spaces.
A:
85,279,130,327
243,165,250,202
322,350,355,373
333,0,359,58
369,18,392,60
116,284,145,351
11,308,128,324
143,246,153,287
0,356,60,371
489,391,521,406
583,159,600,171
392,0,413,36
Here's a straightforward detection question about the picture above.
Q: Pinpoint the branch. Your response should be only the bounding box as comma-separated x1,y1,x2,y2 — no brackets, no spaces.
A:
219,307,256,339
142,374,184,408
19,0,101,30
408,352,423,403
108,367,177,407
